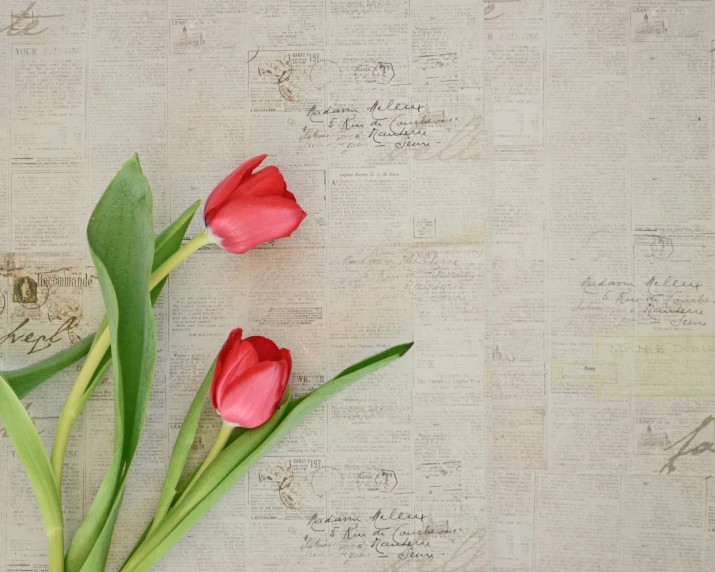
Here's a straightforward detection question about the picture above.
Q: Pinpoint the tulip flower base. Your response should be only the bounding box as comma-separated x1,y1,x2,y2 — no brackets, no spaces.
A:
0,155,413,572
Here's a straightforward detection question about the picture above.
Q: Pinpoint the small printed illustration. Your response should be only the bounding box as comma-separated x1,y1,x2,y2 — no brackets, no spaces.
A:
634,12,667,37
174,25,205,49
13,274,37,304
631,6,704,42
630,7,684,42
634,418,673,455
170,20,207,54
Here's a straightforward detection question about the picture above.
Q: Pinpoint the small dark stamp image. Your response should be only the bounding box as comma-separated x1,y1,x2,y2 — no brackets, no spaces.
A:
13,275,37,304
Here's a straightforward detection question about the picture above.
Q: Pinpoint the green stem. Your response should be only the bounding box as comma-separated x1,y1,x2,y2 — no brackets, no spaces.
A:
150,230,210,290
50,327,111,489
50,229,212,491
173,423,233,509
128,423,234,571
48,526,65,572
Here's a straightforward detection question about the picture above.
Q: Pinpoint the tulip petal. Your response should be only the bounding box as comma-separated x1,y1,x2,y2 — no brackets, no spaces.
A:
209,196,307,254
204,155,267,218
218,361,288,428
215,342,260,408
238,167,287,198
244,336,280,362
283,190,297,202
278,348,292,375
211,328,243,407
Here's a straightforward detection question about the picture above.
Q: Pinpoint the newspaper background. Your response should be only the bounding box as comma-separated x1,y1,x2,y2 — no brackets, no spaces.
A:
0,0,713,570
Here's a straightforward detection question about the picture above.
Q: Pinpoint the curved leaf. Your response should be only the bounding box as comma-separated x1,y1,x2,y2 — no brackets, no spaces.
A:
122,343,413,571
0,372,64,569
3,335,94,399
3,200,201,400
66,154,157,572
149,360,216,533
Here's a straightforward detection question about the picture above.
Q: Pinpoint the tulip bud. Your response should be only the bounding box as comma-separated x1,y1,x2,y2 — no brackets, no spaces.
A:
204,155,307,254
210,328,292,428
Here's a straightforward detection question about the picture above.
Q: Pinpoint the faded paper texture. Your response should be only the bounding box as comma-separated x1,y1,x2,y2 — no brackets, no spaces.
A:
0,0,713,571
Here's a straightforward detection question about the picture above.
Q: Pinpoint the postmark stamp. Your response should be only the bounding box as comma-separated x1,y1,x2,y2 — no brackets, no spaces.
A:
13,275,37,304
357,468,398,493
279,474,309,510
354,61,395,86
310,465,343,498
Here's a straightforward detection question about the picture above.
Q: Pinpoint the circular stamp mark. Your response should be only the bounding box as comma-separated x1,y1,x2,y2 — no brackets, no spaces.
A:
279,82,300,102
279,474,309,510
356,468,398,493
638,234,674,260
258,461,293,490
47,298,85,343
310,465,344,498
257,57,293,84
309,58,342,89
354,61,395,86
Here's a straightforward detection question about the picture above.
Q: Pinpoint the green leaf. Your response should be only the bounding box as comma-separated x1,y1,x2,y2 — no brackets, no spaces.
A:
88,153,156,462
0,372,64,570
149,360,216,533
77,353,112,415
2,335,94,399
150,200,200,305
2,200,201,400
78,483,126,572
122,343,413,571
66,154,157,572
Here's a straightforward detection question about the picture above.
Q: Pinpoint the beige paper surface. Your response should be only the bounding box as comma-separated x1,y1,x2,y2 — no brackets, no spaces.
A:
0,0,713,570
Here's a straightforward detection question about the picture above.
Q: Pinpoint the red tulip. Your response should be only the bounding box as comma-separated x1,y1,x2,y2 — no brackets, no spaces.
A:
210,328,292,428
204,155,307,254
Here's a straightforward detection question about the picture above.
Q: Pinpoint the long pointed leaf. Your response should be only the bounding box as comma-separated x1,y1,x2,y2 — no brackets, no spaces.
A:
3,335,94,399
66,154,157,572
67,200,199,570
123,343,413,571
149,360,216,532
3,200,201,399
78,483,126,572
0,372,64,568
150,200,200,305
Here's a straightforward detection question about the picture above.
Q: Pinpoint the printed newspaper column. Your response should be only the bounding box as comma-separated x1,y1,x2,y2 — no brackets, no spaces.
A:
484,8,545,569
621,475,705,570
409,246,485,566
629,5,712,234
0,38,7,248
409,0,484,245
545,0,631,484
708,480,715,568
168,15,246,239
485,26,546,472
324,0,409,169
535,473,620,571
88,1,168,227
10,44,86,251
493,472,535,570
